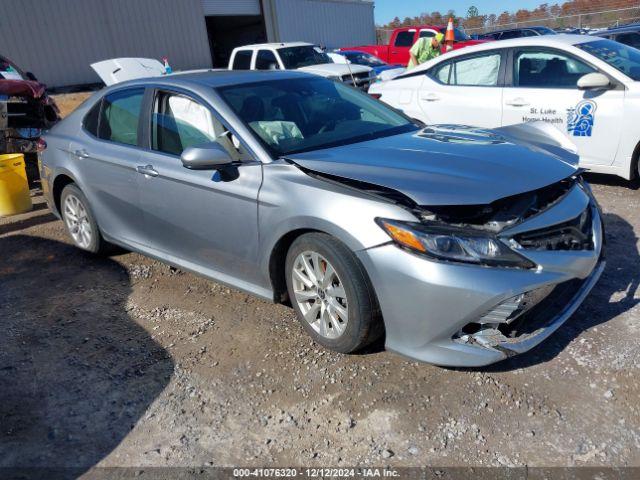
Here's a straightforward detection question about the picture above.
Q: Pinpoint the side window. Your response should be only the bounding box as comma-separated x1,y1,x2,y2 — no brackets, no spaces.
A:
450,53,501,86
430,61,451,84
514,50,596,88
83,100,101,137
151,91,249,160
419,30,436,39
255,50,279,70
232,50,253,70
616,32,640,49
394,31,415,47
152,92,216,156
98,88,144,146
521,30,538,37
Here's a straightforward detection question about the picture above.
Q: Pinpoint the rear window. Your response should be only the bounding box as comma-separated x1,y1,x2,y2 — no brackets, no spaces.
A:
232,50,253,70
98,88,144,146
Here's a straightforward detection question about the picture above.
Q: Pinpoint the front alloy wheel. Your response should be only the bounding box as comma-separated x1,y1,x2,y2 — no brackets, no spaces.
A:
285,233,383,353
292,251,348,339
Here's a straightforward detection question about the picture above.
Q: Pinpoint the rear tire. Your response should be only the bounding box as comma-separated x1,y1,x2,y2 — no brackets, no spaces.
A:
60,184,111,255
285,232,383,353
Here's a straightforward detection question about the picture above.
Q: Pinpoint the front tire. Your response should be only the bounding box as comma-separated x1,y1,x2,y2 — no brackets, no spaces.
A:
285,233,383,353
60,184,110,255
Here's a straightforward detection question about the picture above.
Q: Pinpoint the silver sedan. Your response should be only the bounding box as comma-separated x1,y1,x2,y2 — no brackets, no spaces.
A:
39,70,604,366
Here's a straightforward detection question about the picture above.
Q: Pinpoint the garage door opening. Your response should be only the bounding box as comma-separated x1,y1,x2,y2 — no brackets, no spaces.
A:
206,15,267,68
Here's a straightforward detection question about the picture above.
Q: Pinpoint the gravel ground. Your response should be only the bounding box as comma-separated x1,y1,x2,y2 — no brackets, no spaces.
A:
0,94,638,471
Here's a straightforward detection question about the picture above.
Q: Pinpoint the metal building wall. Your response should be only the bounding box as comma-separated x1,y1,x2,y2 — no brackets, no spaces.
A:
265,0,375,49
0,0,212,87
201,0,261,15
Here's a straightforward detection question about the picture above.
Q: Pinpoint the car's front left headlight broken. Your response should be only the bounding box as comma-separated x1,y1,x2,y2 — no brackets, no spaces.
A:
376,218,535,268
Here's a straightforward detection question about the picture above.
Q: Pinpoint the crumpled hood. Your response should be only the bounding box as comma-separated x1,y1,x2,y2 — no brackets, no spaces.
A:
297,63,371,77
287,124,579,206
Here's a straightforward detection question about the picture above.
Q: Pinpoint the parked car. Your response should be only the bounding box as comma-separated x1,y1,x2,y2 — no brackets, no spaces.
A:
370,35,640,180
340,25,489,66
1,54,59,153
40,70,604,367
229,42,375,90
328,50,405,82
478,26,557,40
591,23,640,49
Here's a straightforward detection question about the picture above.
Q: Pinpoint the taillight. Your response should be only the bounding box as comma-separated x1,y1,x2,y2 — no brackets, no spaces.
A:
369,93,382,100
36,137,47,152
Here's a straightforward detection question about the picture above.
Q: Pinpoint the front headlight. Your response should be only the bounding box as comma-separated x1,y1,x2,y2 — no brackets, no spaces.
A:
376,218,535,268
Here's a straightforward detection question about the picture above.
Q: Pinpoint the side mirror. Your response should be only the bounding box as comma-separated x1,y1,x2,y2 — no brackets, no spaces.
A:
181,142,232,170
577,72,611,91
25,71,38,81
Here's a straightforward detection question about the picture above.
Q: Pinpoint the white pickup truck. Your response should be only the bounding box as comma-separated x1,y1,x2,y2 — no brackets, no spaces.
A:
228,42,375,90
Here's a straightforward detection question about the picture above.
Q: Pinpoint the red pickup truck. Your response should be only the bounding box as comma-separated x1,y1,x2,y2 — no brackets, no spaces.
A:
341,25,489,66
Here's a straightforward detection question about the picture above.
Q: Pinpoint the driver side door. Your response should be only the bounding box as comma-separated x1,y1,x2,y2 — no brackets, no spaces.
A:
136,89,263,286
501,47,624,166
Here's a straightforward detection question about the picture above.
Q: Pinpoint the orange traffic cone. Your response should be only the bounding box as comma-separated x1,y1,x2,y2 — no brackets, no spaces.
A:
445,17,455,52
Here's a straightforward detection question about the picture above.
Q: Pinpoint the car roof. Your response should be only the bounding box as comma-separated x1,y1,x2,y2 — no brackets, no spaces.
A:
405,34,599,76
594,23,640,34
104,69,315,91
235,42,312,50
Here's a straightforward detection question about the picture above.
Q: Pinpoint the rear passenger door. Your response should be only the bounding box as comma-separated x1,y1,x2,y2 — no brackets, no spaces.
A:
70,87,147,244
136,88,263,285
418,50,505,127
501,47,624,166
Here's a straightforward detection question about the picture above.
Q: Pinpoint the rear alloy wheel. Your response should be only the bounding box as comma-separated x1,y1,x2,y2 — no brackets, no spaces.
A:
60,184,110,254
285,233,383,353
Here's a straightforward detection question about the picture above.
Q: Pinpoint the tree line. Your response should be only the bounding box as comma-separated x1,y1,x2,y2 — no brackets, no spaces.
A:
380,0,640,31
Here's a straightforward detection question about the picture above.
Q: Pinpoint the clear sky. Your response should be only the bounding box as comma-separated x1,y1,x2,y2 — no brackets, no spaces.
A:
374,0,545,25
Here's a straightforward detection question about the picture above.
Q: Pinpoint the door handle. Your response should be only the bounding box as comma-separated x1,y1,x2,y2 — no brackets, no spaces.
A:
420,93,440,102
506,98,530,107
74,149,90,159
136,165,159,177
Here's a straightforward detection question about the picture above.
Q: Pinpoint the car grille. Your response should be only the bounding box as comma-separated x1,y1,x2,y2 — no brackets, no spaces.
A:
341,71,371,90
513,207,594,251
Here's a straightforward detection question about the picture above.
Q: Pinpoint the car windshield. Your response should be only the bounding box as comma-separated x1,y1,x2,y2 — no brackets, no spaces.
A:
344,51,386,67
577,38,640,81
217,77,418,156
278,46,333,69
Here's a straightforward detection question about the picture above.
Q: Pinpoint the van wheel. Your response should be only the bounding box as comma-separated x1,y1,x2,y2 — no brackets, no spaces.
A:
60,184,110,255
285,232,383,353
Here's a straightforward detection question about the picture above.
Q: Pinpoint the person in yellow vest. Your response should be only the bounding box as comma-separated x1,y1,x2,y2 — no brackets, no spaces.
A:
407,32,444,70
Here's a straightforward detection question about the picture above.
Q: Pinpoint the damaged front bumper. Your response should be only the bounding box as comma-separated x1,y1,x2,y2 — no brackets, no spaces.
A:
356,183,604,367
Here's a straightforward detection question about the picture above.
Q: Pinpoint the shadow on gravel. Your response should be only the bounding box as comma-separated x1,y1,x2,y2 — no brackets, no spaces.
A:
470,213,640,372
0,235,174,476
584,172,639,190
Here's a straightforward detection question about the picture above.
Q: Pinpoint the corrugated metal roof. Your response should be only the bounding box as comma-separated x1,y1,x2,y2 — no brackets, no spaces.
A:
201,0,261,15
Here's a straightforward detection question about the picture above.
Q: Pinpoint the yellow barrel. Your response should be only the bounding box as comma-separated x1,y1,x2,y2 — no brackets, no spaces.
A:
0,153,33,216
